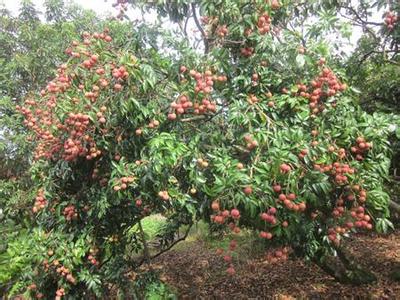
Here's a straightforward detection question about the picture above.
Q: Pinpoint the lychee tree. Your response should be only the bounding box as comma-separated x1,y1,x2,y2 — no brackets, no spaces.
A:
135,0,393,281
5,0,395,298
12,22,207,298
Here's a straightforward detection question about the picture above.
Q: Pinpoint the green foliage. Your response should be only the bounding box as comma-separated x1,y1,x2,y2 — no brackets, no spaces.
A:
144,281,177,300
0,229,45,293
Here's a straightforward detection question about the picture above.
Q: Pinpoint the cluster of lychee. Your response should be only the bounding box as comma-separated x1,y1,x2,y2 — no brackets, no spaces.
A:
63,205,78,221
112,65,129,88
190,69,227,94
273,184,306,211
56,265,76,284
19,30,125,163
240,47,254,57
196,157,209,168
331,162,356,185
350,205,372,229
259,209,276,239
328,206,372,244
211,201,246,275
306,63,347,115
351,185,368,203
243,134,258,150
328,186,371,243
169,95,194,120
33,189,47,213
211,205,241,225
216,239,238,275
350,136,372,161
384,11,398,30
148,119,160,129
158,190,170,201
216,25,228,37
61,112,93,161
65,30,113,58
17,100,61,160
81,53,100,70
260,207,278,226
113,176,135,191
279,163,292,174
62,138,84,161
172,68,227,118
265,247,290,264
278,193,306,212
27,283,43,299
210,201,241,231
85,144,102,161
314,162,355,185
55,288,66,300
331,197,347,218
247,94,260,104
298,148,308,159
88,247,99,266
257,13,271,34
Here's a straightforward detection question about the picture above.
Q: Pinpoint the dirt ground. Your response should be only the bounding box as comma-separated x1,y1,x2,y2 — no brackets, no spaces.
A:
154,231,400,299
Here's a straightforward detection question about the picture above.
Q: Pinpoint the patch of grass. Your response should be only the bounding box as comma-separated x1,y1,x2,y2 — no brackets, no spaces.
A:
145,281,177,300
175,221,266,260
129,214,167,240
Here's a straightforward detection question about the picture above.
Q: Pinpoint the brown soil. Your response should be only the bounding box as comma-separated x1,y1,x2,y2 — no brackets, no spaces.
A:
154,231,400,299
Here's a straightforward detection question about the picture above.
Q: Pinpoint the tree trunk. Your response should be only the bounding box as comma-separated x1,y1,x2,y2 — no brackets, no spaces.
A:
312,247,377,285
390,265,400,281
389,199,400,215
138,220,153,271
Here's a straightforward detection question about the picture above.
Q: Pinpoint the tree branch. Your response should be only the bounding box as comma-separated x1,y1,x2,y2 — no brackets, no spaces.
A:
184,14,190,38
132,223,193,269
389,199,400,214
138,220,153,270
357,49,398,67
191,3,209,54
341,5,383,27
149,223,192,260
180,115,207,122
